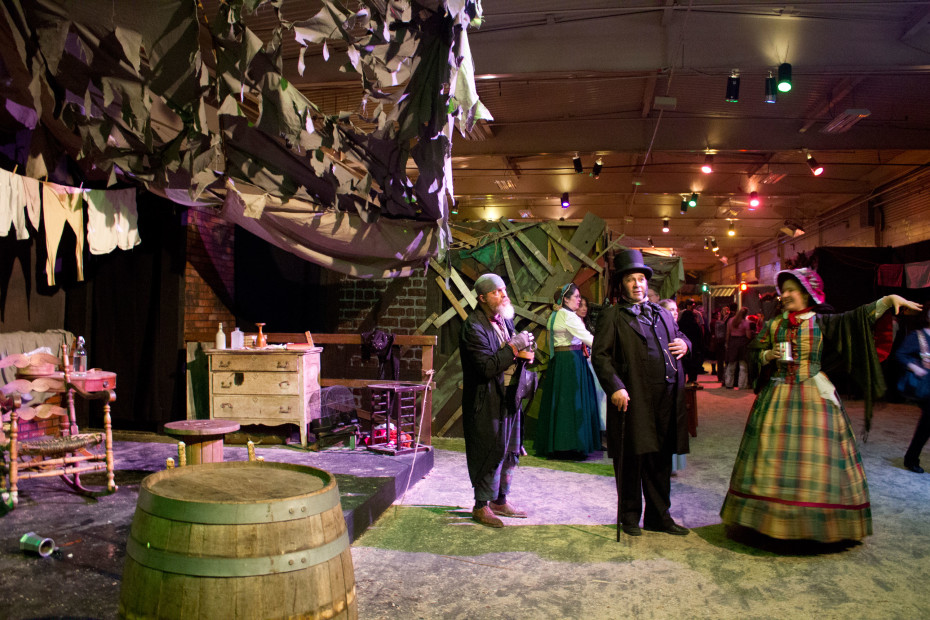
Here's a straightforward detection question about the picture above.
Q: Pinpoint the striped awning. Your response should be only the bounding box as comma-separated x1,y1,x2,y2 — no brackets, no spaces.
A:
710,286,738,297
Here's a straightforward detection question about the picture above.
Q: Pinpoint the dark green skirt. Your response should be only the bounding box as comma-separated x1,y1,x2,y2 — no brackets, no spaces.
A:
535,349,601,457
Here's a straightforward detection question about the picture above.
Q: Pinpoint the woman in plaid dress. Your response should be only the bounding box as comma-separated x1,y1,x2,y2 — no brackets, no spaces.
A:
720,268,922,542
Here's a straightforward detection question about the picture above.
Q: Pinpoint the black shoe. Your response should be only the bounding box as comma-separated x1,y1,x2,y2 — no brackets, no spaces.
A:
644,521,690,536
621,523,642,536
904,461,925,474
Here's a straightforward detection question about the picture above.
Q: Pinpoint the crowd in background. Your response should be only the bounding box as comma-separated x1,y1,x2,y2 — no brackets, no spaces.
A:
460,260,926,543
578,293,773,391
531,283,929,483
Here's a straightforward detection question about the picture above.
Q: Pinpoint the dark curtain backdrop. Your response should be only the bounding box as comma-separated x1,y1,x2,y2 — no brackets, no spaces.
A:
813,244,930,403
64,192,187,431
814,242,930,310
234,227,338,334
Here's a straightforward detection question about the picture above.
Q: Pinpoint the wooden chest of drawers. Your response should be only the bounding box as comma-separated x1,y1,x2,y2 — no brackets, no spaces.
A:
206,348,322,447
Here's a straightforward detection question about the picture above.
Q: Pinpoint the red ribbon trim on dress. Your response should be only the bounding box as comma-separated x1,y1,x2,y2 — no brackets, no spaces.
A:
728,488,870,511
787,307,814,327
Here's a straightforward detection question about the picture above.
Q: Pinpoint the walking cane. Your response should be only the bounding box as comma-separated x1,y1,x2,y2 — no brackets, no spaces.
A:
614,405,626,542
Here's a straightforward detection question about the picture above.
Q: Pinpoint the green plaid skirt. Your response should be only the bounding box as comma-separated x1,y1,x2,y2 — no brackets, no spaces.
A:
720,375,872,542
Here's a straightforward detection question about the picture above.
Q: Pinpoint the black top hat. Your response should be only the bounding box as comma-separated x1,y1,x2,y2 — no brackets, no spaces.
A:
613,249,653,279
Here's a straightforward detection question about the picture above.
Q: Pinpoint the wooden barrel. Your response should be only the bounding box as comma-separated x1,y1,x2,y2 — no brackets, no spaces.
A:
118,461,356,619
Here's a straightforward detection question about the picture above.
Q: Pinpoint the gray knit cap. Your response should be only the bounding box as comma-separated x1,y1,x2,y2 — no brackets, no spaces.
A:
475,273,506,295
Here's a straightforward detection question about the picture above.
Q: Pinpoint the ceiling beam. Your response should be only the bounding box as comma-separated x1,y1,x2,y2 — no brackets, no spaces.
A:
451,118,930,155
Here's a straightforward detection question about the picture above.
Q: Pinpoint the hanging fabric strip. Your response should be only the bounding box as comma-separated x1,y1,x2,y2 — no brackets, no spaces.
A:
905,260,930,289
21,174,41,230
0,167,29,240
42,183,85,285
86,188,141,254
876,263,904,288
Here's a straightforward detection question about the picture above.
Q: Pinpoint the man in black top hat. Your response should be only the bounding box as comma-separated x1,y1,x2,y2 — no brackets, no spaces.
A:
592,249,692,537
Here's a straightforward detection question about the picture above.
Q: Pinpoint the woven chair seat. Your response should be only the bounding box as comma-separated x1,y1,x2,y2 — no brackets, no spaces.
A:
19,433,103,456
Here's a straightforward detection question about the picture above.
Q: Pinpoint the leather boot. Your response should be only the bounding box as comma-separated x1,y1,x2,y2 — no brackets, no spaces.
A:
490,501,527,518
472,505,504,528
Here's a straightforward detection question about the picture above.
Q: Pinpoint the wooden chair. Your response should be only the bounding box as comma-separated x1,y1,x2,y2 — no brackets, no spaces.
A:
0,346,117,509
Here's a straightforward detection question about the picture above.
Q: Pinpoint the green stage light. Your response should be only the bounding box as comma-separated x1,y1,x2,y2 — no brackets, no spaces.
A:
777,63,792,93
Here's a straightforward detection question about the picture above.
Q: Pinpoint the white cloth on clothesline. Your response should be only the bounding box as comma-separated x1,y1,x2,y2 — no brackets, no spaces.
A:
85,188,140,254
0,167,29,240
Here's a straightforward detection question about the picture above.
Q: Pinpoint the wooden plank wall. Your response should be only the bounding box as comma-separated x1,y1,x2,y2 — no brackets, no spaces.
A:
431,214,607,436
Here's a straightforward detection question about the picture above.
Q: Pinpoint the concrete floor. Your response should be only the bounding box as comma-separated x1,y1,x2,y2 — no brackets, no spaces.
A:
0,434,432,619
2,375,930,619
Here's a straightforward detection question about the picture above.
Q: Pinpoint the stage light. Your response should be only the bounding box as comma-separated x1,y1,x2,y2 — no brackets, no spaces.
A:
728,221,736,236
749,191,760,209
561,192,570,208
662,218,670,233
807,154,823,176
680,199,688,214
701,283,709,292
688,193,698,207
764,71,777,103
591,157,603,179
450,201,458,215
701,154,714,174
711,239,719,252
740,281,748,292
703,238,710,250
777,63,792,93
725,69,740,103
572,154,583,174
648,237,655,247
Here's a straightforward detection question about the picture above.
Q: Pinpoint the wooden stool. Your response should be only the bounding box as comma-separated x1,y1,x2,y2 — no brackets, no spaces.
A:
163,419,241,465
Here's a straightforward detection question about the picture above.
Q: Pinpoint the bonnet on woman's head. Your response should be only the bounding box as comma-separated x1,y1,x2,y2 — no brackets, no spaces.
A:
776,267,826,305
554,283,576,305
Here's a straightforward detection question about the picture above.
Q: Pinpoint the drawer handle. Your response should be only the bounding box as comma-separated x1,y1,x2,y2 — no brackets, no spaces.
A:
278,406,291,414
278,380,290,389
220,402,233,409
220,380,232,389
276,361,289,369
218,360,231,369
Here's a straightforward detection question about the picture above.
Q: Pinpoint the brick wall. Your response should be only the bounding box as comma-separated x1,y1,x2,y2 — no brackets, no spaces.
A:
333,274,431,380
183,205,236,340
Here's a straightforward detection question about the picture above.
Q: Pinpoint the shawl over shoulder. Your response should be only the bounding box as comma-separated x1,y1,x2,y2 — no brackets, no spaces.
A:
748,302,885,435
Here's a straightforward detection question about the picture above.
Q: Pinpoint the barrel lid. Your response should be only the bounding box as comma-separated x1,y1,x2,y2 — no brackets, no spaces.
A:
148,462,325,502
138,461,338,523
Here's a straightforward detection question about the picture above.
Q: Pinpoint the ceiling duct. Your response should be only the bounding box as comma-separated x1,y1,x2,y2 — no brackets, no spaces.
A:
461,119,495,140
653,96,677,110
759,172,787,185
779,221,806,237
820,109,871,134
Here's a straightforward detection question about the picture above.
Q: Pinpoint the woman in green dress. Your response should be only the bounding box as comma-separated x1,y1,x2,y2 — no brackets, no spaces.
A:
535,283,601,458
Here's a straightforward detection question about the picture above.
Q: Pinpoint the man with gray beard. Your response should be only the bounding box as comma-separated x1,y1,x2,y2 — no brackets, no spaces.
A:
460,273,536,527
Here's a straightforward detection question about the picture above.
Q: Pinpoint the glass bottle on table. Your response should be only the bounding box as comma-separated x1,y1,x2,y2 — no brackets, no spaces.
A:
215,322,226,350
72,336,88,375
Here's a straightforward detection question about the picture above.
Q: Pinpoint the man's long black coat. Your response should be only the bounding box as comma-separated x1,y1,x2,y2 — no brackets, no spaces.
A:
459,309,529,487
591,303,691,459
